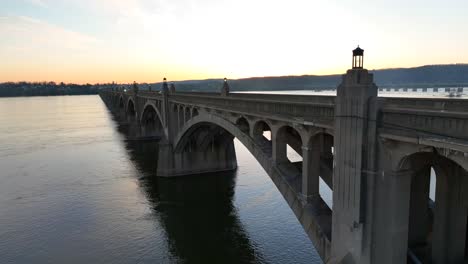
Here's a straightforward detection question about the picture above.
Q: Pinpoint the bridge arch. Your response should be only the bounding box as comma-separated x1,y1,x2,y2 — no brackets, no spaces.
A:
397,148,468,173
126,98,136,117
252,120,272,149
174,113,309,194
235,116,250,134
174,114,254,154
192,108,199,118
393,151,468,263
140,103,165,138
274,124,305,162
119,96,124,110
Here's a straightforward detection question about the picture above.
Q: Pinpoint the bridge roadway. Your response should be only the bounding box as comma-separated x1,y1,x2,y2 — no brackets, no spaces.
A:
100,68,468,264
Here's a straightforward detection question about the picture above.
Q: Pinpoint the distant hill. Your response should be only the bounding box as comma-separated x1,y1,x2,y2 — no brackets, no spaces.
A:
371,64,468,88
150,64,468,92
2,64,468,97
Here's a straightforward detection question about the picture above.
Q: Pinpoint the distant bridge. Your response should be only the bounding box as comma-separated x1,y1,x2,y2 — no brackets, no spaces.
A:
100,52,468,264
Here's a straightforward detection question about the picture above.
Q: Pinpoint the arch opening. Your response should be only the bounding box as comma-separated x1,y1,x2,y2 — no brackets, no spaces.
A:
192,108,199,118
236,117,250,134
277,126,303,164
275,126,303,193
119,97,124,109
141,105,164,137
316,133,334,209
308,133,334,209
253,121,272,154
175,122,237,171
398,152,468,263
127,99,136,121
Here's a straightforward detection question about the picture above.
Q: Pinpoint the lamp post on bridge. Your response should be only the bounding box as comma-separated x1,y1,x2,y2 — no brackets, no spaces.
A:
133,81,139,94
221,77,230,96
352,46,364,69
162,78,169,94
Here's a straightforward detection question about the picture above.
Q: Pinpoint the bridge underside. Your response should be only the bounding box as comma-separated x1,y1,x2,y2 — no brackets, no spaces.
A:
157,122,238,176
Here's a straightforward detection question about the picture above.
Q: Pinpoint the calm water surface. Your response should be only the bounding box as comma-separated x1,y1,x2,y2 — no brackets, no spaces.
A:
0,95,320,263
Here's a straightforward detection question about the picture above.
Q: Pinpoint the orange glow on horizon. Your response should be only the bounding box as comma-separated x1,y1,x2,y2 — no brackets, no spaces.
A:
1,0,467,84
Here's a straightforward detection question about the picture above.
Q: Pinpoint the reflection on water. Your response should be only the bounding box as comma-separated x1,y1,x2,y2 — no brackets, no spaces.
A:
0,95,318,264
124,136,263,264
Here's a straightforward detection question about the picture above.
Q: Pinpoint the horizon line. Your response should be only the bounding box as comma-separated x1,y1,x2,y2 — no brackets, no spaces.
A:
2,63,468,86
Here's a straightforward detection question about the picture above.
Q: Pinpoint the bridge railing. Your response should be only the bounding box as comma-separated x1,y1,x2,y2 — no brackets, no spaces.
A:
379,97,468,145
168,92,336,128
137,90,163,98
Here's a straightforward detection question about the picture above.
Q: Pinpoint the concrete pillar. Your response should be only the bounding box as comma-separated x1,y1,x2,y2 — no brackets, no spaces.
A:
332,68,378,262
177,106,183,130
161,79,171,140
272,128,287,164
385,170,413,264
180,106,185,129
319,135,334,189
302,144,320,203
432,165,468,264
408,167,431,248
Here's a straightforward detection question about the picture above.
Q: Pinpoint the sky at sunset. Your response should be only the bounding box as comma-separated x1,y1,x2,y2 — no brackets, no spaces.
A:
1,0,468,84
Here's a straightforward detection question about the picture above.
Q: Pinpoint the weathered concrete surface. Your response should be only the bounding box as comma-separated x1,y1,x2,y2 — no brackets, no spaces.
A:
100,68,468,264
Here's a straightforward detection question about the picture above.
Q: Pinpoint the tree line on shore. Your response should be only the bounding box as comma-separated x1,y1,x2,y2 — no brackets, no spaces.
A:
0,82,112,97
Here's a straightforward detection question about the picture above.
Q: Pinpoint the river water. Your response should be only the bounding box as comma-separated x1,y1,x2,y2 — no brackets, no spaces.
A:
0,95,321,264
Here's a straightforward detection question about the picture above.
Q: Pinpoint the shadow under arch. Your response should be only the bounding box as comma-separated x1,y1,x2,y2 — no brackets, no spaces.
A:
236,117,250,134
126,98,136,119
174,115,265,159
173,115,333,250
140,103,166,138
118,96,124,109
117,126,264,264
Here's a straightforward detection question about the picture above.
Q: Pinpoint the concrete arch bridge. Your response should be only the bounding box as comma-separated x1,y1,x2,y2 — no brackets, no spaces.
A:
100,68,468,264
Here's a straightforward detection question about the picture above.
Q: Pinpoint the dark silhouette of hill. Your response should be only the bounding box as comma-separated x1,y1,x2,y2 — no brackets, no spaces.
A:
2,64,468,97
154,64,468,92
371,64,468,87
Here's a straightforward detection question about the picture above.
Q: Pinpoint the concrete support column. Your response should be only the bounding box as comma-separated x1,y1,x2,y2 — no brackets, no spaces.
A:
179,106,184,129
432,166,468,264
408,167,431,249
384,170,412,264
272,129,287,164
302,144,321,203
177,106,181,130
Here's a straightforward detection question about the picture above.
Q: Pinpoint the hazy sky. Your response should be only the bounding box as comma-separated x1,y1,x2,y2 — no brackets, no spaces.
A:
1,0,467,84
